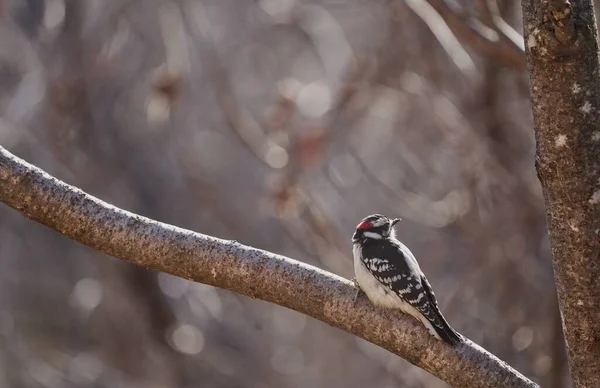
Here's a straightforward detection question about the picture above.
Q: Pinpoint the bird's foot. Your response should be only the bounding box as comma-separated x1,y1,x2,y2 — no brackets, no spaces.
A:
352,277,365,306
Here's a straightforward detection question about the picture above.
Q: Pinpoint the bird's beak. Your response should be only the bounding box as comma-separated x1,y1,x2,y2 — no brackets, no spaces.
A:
391,218,401,226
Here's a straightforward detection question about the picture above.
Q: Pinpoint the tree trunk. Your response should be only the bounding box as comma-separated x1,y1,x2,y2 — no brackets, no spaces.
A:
521,0,600,386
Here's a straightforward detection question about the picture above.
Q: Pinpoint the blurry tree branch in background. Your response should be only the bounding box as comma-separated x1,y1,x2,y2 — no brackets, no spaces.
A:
419,0,525,69
0,145,539,388
522,0,600,386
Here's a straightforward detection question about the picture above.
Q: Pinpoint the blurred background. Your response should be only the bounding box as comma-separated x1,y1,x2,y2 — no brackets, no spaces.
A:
0,0,568,386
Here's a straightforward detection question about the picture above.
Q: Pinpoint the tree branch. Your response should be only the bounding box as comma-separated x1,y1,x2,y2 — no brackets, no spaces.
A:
425,0,525,69
0,145,537,387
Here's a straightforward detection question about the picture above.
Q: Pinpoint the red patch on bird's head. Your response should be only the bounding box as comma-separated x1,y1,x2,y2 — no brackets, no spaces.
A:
356,220,374,230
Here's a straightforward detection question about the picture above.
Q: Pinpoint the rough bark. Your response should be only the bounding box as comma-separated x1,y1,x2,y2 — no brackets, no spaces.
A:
0,145,537,387
521,0,600,386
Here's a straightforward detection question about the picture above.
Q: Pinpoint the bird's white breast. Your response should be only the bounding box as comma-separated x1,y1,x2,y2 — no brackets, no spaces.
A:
353,243,401,309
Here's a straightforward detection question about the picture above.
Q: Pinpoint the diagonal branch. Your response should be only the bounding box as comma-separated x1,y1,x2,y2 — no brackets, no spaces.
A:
0,145,537,388
425,0,525,69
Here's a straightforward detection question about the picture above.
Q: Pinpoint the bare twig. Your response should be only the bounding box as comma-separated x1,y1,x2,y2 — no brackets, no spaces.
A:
423,0,525,69
0,145,539,388
481,0,525,53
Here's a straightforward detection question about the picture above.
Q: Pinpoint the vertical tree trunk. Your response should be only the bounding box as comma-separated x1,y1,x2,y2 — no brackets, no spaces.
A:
521,0,600,386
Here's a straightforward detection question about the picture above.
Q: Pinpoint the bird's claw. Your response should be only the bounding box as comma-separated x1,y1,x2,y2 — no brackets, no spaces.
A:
352,277,364,306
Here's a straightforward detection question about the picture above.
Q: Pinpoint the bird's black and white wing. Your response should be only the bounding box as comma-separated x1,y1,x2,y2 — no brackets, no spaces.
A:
358,241,462,345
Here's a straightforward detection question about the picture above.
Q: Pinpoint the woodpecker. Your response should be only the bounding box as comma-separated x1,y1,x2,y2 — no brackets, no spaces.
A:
352,214,462,346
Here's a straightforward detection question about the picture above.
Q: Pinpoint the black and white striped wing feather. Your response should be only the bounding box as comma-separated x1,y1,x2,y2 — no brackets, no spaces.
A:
360,241,461,345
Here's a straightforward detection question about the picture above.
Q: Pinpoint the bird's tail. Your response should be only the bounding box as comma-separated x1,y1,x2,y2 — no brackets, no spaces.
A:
419,276,463,346
434,316,463,346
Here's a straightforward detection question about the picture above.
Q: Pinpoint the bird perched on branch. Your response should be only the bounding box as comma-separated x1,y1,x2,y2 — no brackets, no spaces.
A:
352,214,462,346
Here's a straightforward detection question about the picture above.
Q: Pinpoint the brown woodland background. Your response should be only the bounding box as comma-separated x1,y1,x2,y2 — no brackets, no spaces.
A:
0,0,577,386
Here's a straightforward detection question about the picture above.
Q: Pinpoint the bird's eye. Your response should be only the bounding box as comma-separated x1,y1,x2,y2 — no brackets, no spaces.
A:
356,221,374,230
